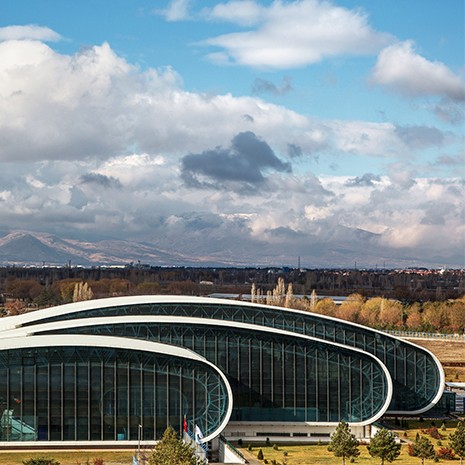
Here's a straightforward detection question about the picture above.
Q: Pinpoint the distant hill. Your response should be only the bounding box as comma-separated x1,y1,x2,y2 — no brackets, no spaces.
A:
0,231,194,267
0,228,460,268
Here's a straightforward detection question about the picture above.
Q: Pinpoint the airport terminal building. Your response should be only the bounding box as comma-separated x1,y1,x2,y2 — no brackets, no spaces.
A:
0,296,444,448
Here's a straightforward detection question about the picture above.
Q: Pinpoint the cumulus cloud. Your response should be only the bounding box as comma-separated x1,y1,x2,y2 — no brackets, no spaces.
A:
181,131,291,191
371,41,465,101
0,39,328,163
0,25,62,42
346,173,381,187
0,35,463,266
1,38,455,168
201,0,392,68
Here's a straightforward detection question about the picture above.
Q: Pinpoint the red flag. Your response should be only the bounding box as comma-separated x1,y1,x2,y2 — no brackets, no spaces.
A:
183,416,187,433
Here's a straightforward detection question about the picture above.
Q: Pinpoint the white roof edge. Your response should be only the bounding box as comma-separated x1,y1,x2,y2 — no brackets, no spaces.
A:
0,294,444,353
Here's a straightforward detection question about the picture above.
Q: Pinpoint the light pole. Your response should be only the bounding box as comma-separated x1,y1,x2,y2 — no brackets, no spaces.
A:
138,424,142,462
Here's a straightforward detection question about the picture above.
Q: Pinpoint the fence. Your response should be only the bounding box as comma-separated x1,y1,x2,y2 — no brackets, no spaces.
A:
383,330,465,340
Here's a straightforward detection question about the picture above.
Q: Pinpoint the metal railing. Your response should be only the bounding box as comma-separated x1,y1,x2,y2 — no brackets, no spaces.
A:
383,330,465,340
219,434,248,464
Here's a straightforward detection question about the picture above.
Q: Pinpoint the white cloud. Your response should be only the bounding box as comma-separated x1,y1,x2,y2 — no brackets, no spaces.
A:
1,38,453,167
371,41,465,101
205,0,264,26
0,36,463,266
0,25,62,42
202,0,392,69
156,0,191,21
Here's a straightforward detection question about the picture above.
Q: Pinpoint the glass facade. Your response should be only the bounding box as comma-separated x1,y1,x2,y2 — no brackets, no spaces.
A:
44,322,389,424
0,345,229,442
24,300,442,413
0,296,445,444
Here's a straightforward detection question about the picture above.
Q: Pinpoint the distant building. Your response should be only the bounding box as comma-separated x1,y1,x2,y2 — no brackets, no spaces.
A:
0,296,444,449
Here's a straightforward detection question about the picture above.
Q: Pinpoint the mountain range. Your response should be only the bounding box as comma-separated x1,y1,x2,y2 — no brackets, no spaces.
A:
0,229,456,269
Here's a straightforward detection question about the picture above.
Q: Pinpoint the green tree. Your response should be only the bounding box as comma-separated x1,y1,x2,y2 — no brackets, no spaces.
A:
149,426,199,465
367,428,401,464
328,420,360,465
449,420,465,464
412,436,435,465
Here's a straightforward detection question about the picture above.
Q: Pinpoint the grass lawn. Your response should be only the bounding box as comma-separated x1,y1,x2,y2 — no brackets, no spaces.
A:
0,421,460,465
0,450,138,465
243,443,449,464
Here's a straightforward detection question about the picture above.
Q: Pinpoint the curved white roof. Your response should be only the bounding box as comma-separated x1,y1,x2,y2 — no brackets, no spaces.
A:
0,294,444,416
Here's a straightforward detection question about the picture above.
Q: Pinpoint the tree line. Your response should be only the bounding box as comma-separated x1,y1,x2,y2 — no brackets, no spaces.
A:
1,276,464,335
253,278,465,334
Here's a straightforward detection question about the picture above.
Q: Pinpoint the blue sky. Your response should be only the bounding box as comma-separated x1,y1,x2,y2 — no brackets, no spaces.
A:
0,0,464,267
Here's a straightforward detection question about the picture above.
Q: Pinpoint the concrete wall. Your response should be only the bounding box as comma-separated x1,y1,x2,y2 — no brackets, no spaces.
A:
223,422,371,443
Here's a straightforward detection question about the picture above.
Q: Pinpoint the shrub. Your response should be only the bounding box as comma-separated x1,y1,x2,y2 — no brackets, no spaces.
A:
283,450,288,456
92,459,104,465
248,444,252,451
428,427,442,440
272,443,279,450
23,458,60,465
257,449,264,460
436,447,455,460
407,444,416,456
266,437,271,446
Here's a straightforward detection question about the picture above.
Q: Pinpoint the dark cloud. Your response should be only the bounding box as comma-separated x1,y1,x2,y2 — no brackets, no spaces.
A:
394,125,446,149
287,143,303,158
433,99,464,125
434,154,464,166
346,173,381,187
252,77,293,96
181,131,291,191
80,173,123,189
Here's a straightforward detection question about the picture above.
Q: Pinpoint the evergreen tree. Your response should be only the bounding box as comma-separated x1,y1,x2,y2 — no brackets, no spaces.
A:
149,426,199,465
328,420,360,465
367,428,401,464
412,436,435,465
450,420,465,465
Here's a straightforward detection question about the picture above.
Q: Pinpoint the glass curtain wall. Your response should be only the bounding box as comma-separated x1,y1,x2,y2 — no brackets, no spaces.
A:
20,300,441,412
47,323,389,424
0,346,229,442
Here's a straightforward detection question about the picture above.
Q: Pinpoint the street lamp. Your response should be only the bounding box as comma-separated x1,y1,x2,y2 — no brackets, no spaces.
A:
138,424,142,462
